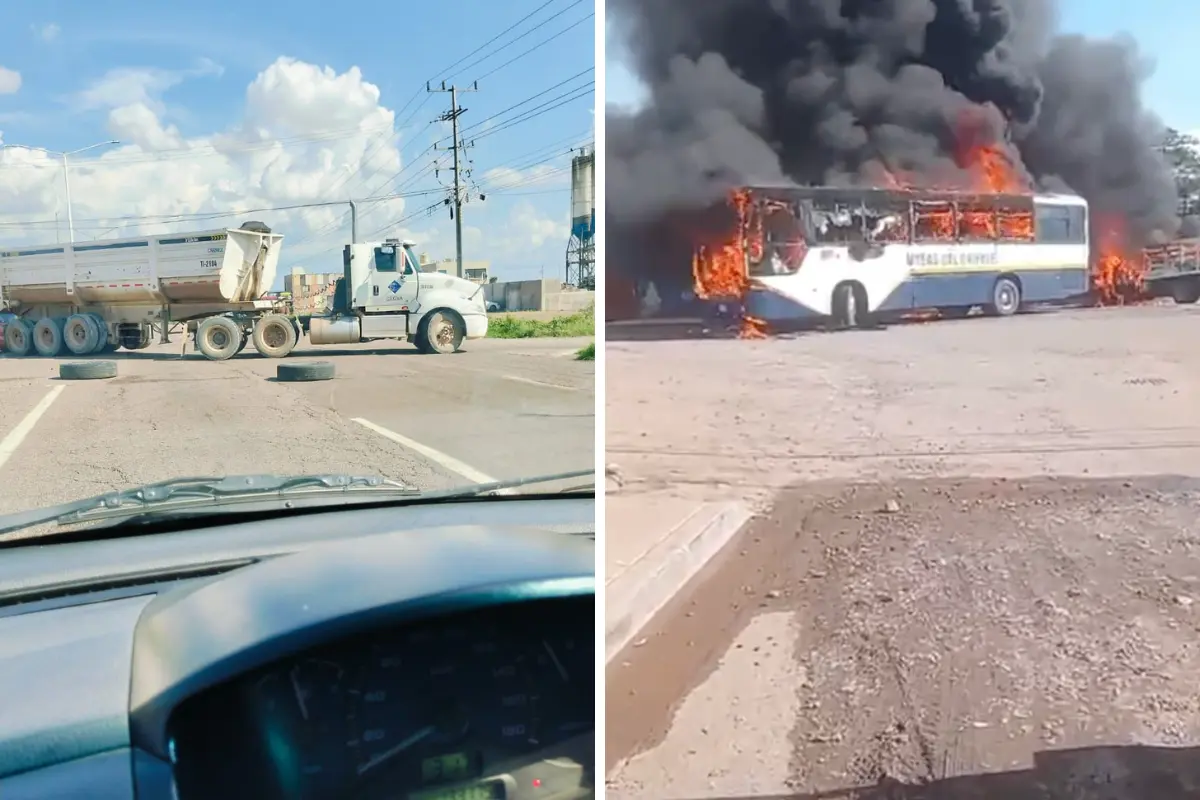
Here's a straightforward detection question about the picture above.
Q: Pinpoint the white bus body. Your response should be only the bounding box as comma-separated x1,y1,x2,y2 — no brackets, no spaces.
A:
729,187,1091,325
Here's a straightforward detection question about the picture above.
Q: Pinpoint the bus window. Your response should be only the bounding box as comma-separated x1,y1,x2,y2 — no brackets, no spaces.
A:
997,202,1034,241
1067,205,1088,244
1035,204,1077,243
811,202,865,244
913,201,955,241
956,200,996,242
758,201,806,275
863,198,909,243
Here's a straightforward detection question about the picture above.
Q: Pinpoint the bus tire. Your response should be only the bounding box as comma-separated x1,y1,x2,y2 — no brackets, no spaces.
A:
987,277,1021,317
832,282,870,329
1170,280,1200,304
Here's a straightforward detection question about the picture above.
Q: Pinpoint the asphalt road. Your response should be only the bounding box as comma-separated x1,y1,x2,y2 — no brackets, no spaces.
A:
0,335,594,532
606,303,1200,800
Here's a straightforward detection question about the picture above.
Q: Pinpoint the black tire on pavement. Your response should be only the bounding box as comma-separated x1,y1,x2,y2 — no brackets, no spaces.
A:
60,360,117,380
277,361,335,382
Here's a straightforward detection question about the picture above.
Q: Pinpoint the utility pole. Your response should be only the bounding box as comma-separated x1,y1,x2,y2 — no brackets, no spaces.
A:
428,80,477,278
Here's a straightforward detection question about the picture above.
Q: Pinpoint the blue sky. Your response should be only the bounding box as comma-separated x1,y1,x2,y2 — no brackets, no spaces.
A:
0,0,595,283
607,0,1200,133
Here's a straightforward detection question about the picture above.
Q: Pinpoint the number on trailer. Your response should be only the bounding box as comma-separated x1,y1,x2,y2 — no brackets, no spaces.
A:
200,260,218,269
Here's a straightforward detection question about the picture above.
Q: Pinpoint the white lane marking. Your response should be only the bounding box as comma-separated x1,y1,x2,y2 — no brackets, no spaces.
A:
350,417,513,493
501,374,576,391
0,385,66,470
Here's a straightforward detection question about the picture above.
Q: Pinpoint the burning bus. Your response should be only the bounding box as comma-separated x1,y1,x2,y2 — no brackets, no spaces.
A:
687,185,1092,330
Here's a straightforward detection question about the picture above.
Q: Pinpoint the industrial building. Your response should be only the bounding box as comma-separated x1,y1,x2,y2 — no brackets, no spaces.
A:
283,268,340,314
565,147,595,290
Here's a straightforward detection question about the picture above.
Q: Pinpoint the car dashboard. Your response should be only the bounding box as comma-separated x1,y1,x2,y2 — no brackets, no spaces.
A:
0,494,594,800
171,596,592,800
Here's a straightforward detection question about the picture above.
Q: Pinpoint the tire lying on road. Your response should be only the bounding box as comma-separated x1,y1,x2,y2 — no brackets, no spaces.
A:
276,361,335,382
59,361,118,380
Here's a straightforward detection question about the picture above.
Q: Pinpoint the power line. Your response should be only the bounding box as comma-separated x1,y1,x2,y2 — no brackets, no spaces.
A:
455,69,592,139
472,12,594,83
470,86,592,143
448,0,589,81
383,0,570,140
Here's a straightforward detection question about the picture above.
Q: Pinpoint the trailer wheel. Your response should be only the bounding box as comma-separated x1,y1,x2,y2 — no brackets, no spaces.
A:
32,317,65,357
64,314,99,355
252,314,298,358
196,316,242,361
419,310,465,354
1171,280,1200,304
59,361,117,380
4,318,32,356
276,361,335,382
235,332,248,354
85,313,109,353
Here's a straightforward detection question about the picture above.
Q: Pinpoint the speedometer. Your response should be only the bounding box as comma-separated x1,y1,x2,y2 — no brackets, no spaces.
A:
348,618,542,791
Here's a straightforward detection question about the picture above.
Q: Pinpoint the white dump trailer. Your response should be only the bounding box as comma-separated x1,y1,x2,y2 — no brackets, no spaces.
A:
0,222,489,360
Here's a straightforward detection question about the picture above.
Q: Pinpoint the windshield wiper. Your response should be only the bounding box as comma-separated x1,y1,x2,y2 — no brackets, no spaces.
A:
0,469,595,538
0,474,420,537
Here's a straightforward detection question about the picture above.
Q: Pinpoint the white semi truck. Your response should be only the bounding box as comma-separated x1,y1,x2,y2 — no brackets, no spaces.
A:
0,222,488,360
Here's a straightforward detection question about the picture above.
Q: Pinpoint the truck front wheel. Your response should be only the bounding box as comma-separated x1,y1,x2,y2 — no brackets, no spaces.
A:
418,310,464,354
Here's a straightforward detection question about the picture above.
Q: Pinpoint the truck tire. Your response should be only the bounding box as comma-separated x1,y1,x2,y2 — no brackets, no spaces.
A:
33,317,65,357
196,317,241,361
252,314,298,358
1171,279,1200,304
418,310,464,354
277,361,335,382
5,318,32,356
85,313,109,353
59,361,117,380
64,314,99,355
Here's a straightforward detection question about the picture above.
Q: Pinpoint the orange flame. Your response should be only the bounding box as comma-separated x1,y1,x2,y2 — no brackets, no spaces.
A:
1092,217,1146,305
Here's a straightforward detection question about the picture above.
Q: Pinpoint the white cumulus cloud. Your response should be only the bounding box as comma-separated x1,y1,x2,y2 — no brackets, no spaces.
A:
0,57,415,277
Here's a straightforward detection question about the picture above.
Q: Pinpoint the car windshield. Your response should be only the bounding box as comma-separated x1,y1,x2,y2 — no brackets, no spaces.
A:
0,10,595,540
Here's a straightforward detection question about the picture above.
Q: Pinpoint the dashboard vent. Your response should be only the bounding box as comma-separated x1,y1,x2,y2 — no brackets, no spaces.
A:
0,558,259,615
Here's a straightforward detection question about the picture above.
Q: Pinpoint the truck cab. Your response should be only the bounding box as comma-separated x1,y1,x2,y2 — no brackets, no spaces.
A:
312,238,488,353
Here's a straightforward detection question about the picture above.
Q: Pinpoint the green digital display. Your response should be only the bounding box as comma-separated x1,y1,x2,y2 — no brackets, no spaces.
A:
420,752,473,783
409,778,503,800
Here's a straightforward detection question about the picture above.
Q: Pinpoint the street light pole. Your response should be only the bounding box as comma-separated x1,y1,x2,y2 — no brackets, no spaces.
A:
62,151,74,242
0,140,118,242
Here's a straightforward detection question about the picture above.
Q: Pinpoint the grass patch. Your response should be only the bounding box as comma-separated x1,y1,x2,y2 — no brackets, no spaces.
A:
488,305,594,338
575,342,594,360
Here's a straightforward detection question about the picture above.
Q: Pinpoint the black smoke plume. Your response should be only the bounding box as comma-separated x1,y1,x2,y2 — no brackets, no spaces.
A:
608,0,1179,251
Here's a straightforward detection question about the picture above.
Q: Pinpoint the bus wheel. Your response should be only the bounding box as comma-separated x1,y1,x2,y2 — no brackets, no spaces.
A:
832,282,869,329
987,277,1021,317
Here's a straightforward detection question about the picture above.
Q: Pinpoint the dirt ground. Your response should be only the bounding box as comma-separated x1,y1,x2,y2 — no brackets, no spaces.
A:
605,305,1200,800
608,475,1200,798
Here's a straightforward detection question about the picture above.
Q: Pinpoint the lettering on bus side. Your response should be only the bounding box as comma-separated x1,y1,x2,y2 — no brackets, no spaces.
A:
905,251,999,267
